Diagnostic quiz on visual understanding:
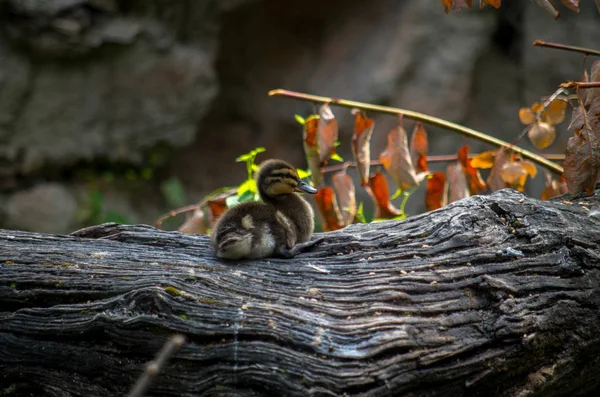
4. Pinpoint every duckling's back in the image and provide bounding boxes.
[211,202,291,260]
